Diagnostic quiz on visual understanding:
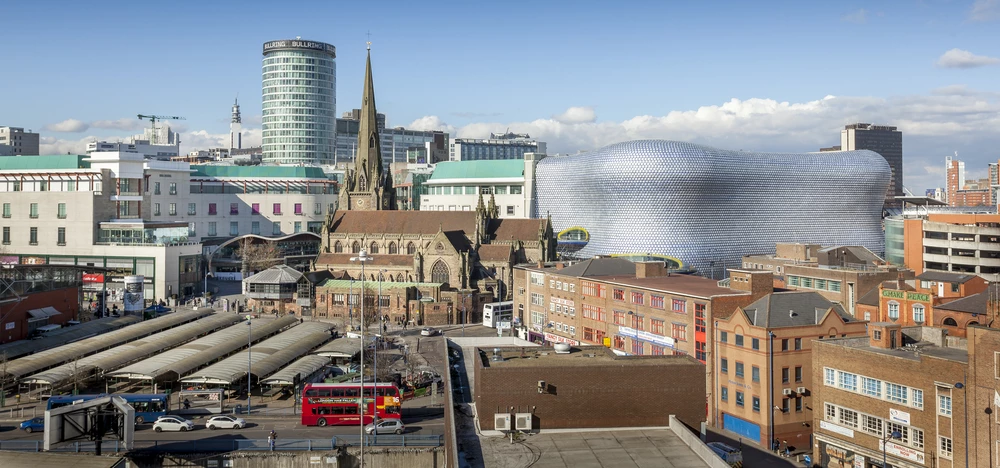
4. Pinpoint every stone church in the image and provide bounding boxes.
[315,47,555,313]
